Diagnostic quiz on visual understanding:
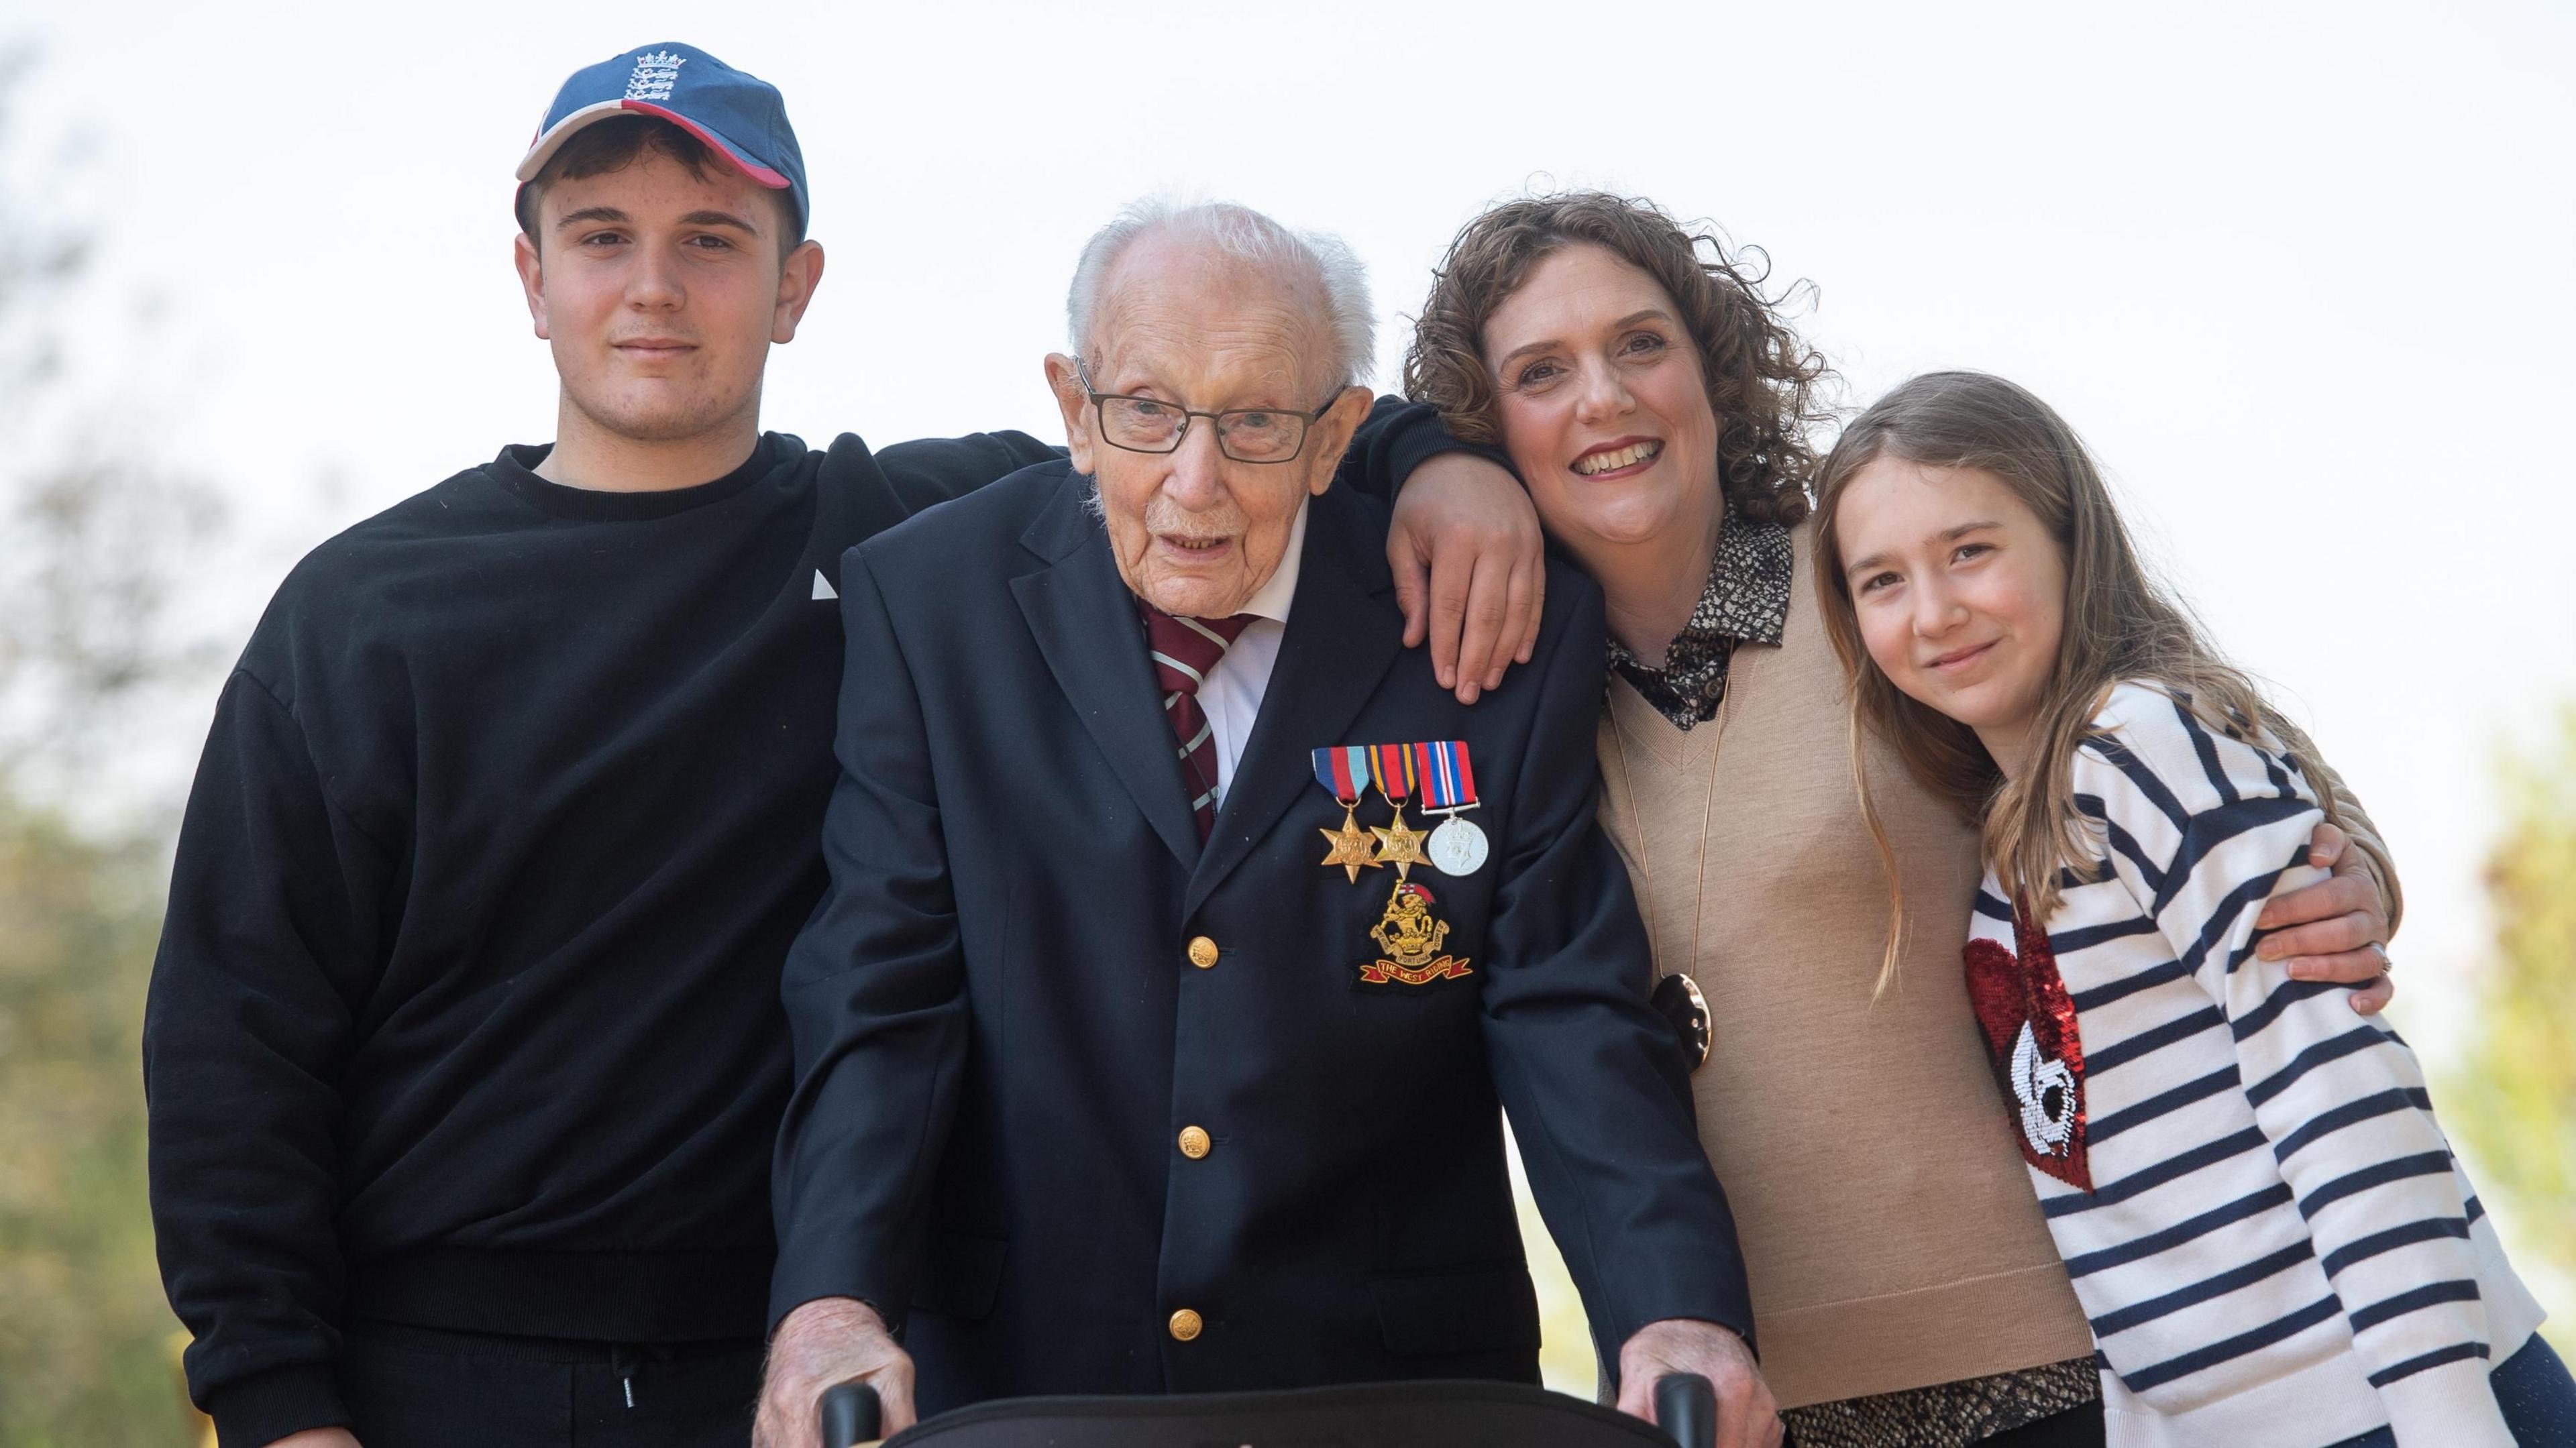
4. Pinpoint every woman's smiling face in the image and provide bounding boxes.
[1481,243,1723,553]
